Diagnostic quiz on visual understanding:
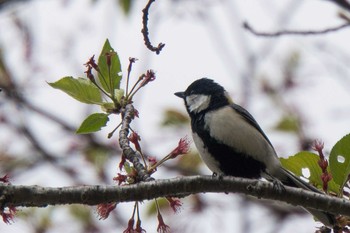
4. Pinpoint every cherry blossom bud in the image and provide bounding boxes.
[166,197,182,213]
[96,203,117,220]
[123,218,135,233]
[113,173,128,185]
[169,136,191,159]
[157,212,170,233]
